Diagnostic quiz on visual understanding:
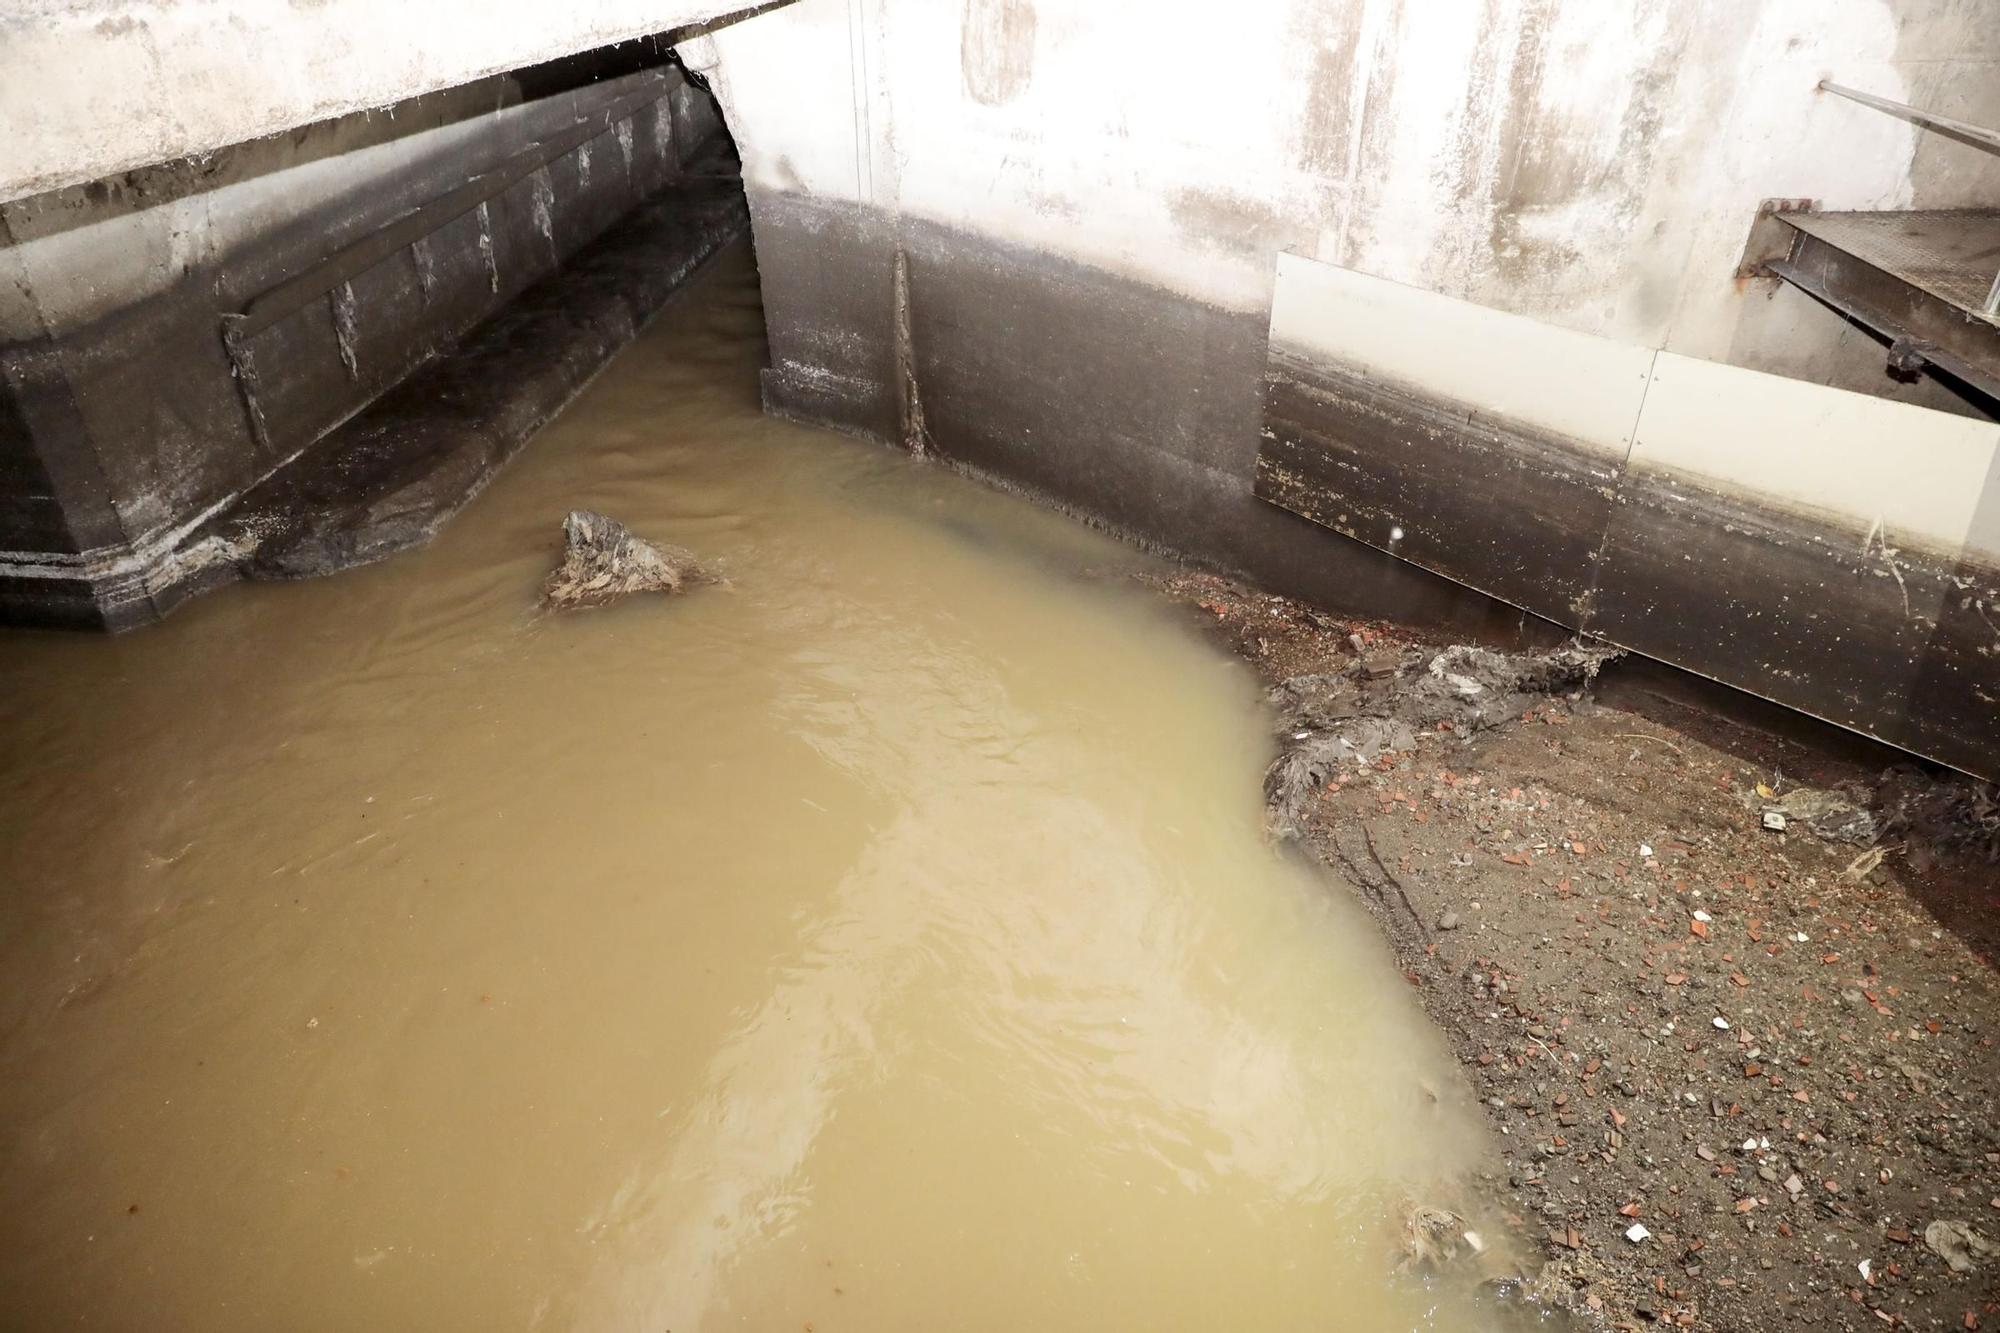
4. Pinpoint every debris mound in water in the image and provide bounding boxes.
[1396,1203,1484,1271]
[1265,641,1619,835]
[543,510,711,610]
